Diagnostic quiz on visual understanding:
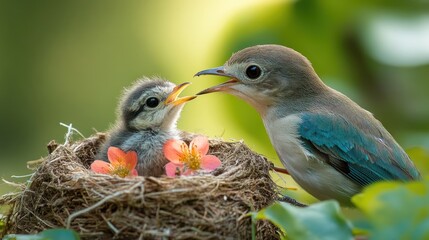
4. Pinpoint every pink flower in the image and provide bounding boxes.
[163,136,221,177]
[91,146,138,178]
